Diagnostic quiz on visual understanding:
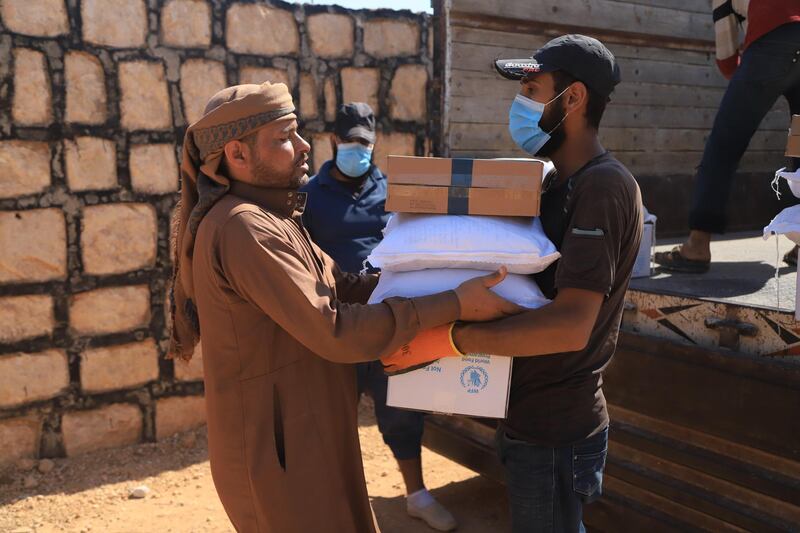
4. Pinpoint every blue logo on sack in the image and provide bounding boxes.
[460,366,489,394]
